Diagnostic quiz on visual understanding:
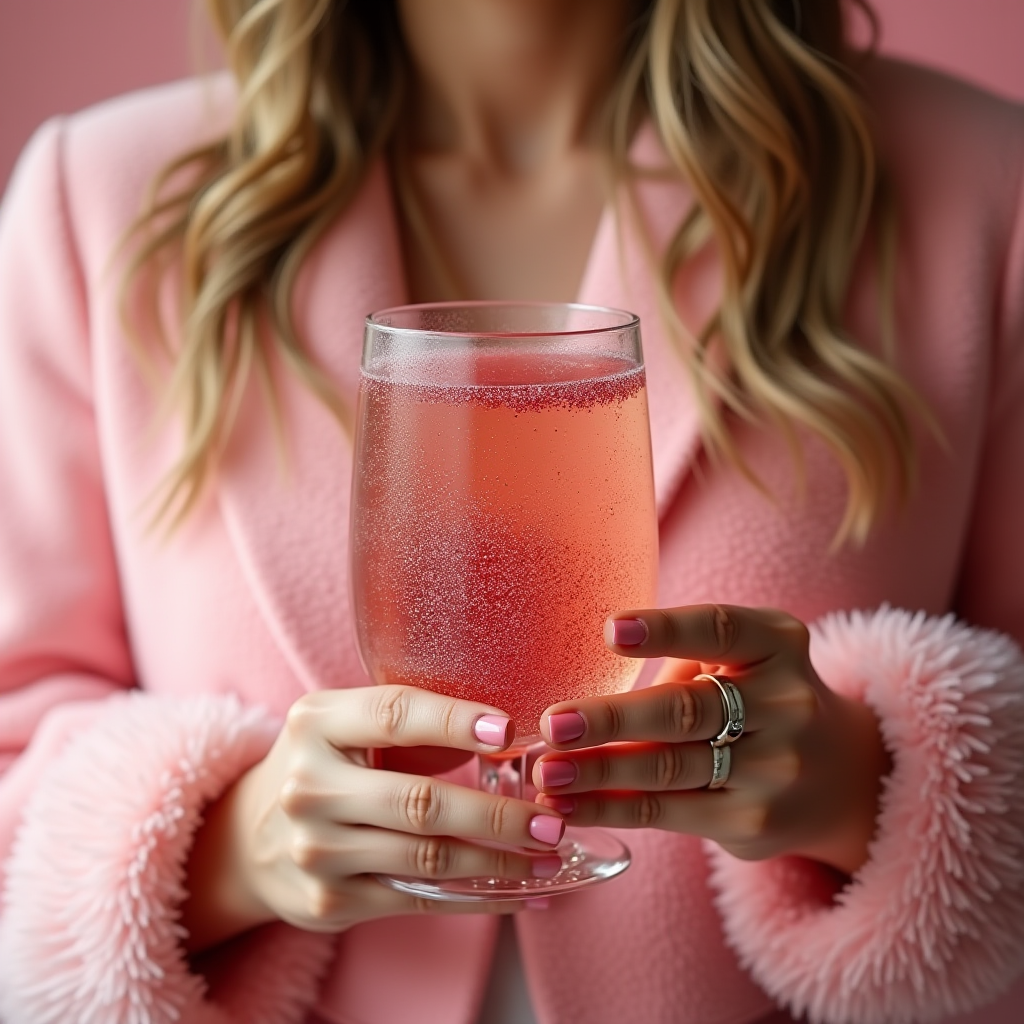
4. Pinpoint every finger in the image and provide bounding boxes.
[299,875,527,931]
[292,824,563,882]
[282,769,566,851]
[604,604,809,666]
[534,733,790,795]
[285,686,515,753]
[535,741,714,793]
[541,676,764,749]
[535,787,759,844]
